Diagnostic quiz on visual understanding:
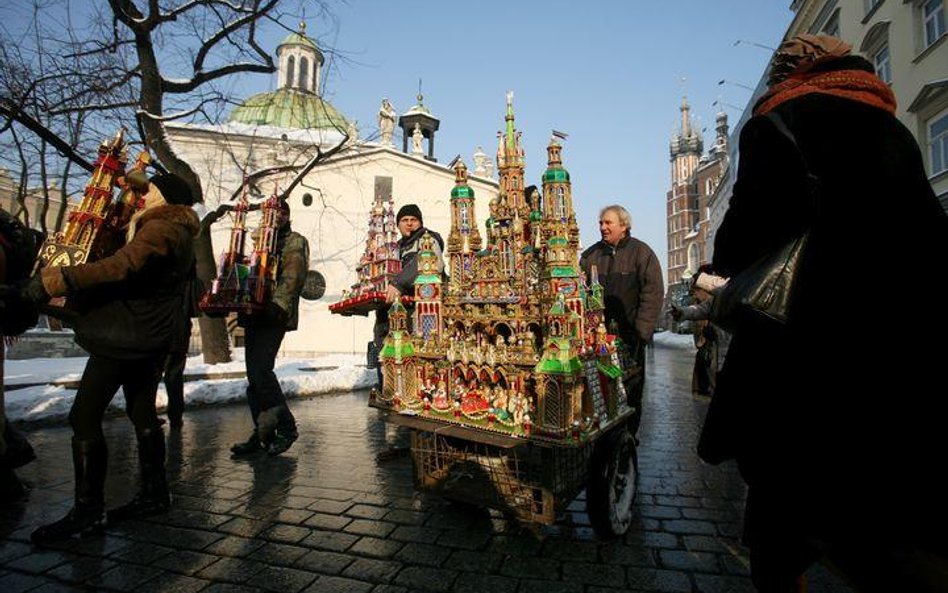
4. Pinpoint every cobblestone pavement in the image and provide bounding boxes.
[1,338,854,592]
